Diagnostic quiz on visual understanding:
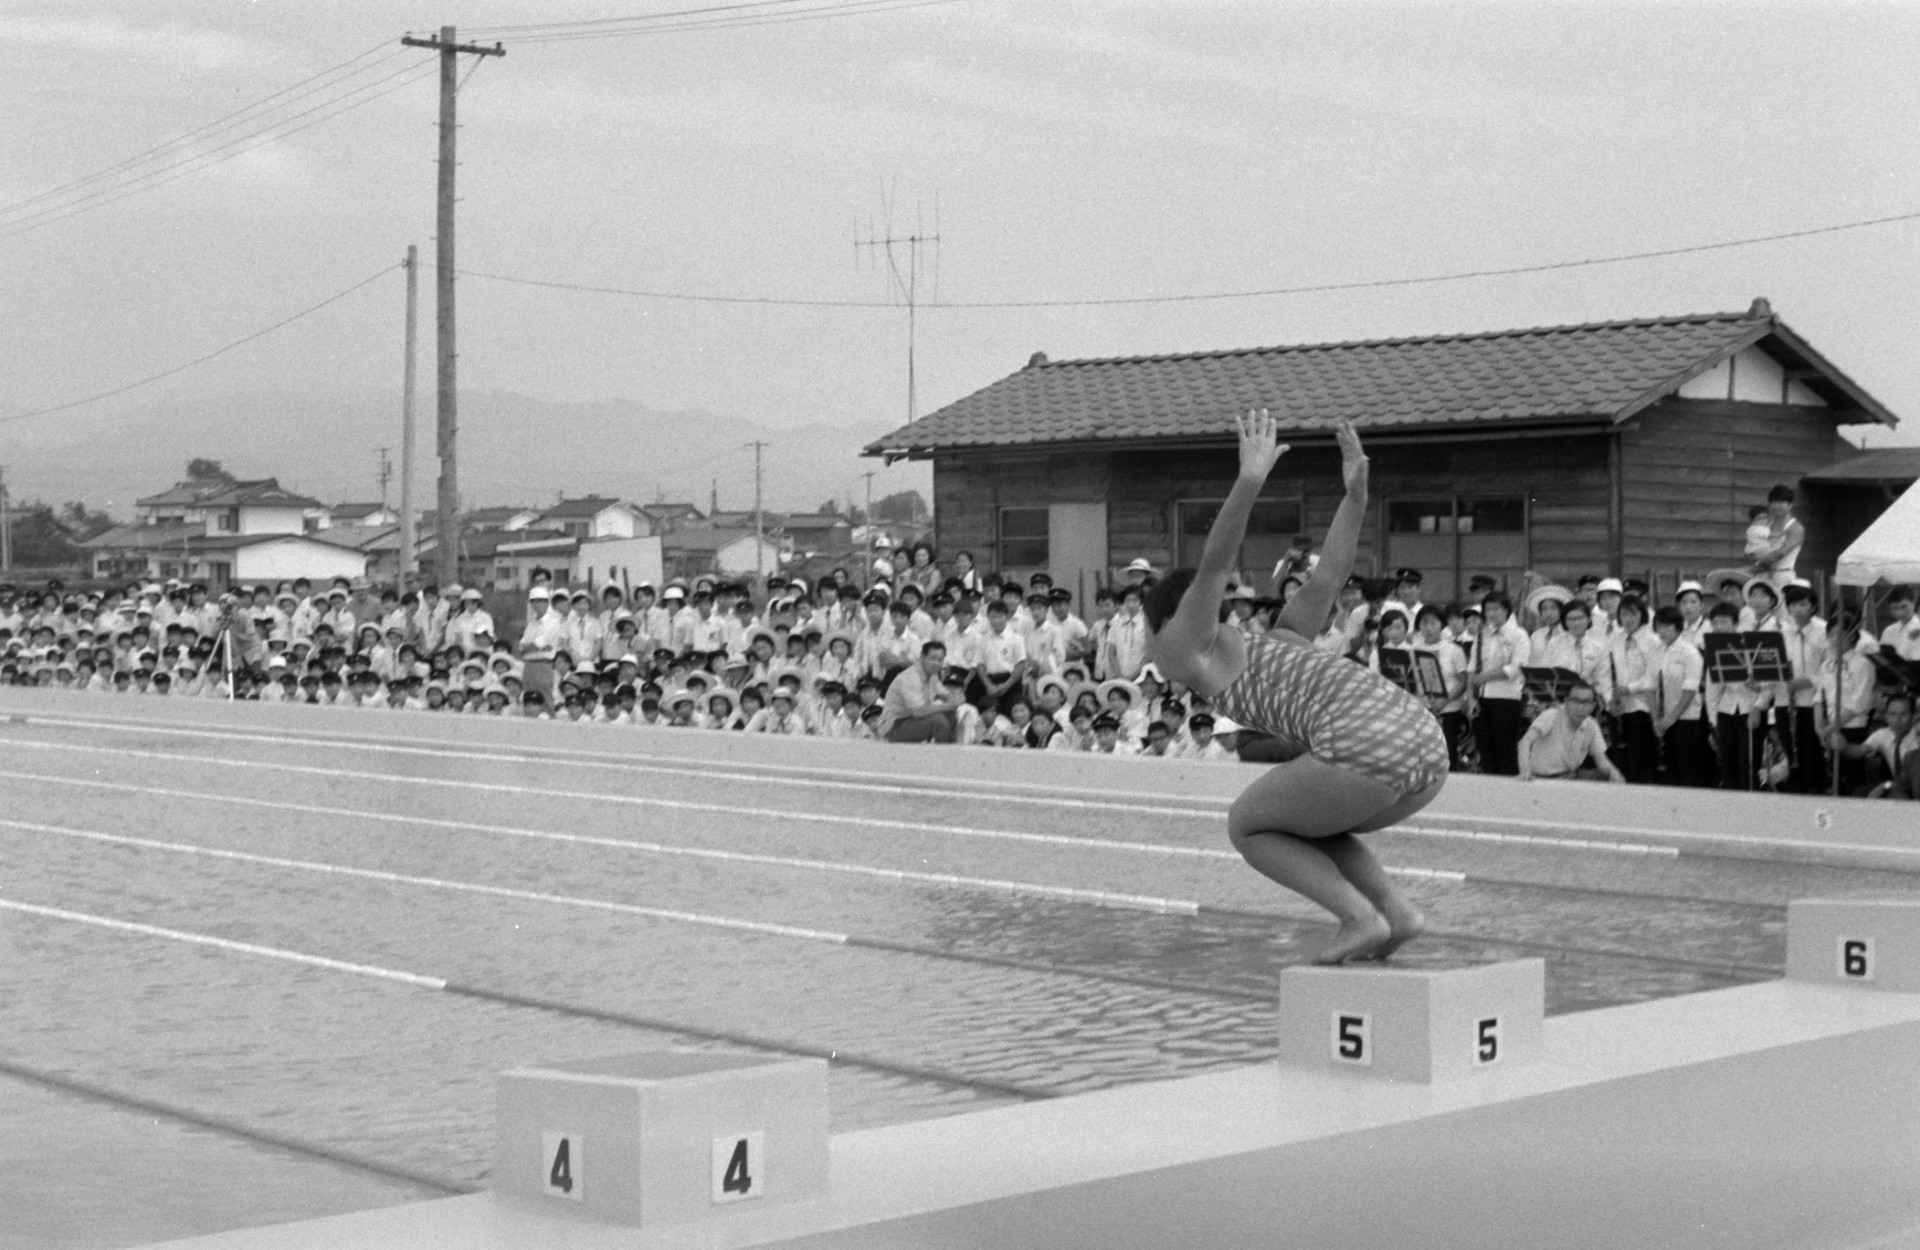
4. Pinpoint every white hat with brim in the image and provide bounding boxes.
[1126,558,1153,574]
[1524,584,1574,621]
[1098,678,1141,706]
